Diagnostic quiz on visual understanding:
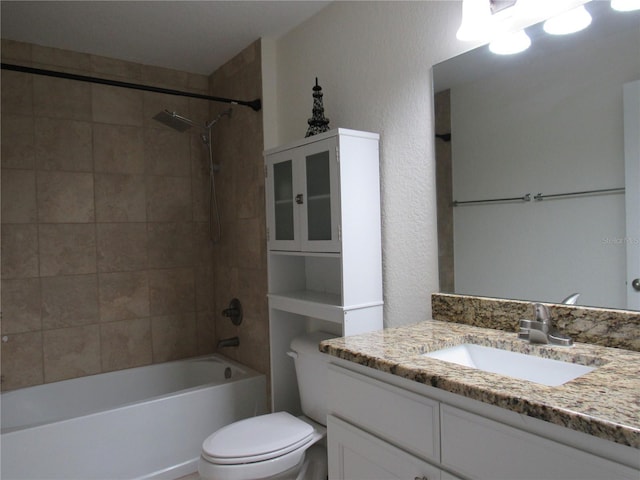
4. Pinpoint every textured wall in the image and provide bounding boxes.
[0,40,217,390]
[272,1,469,327]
